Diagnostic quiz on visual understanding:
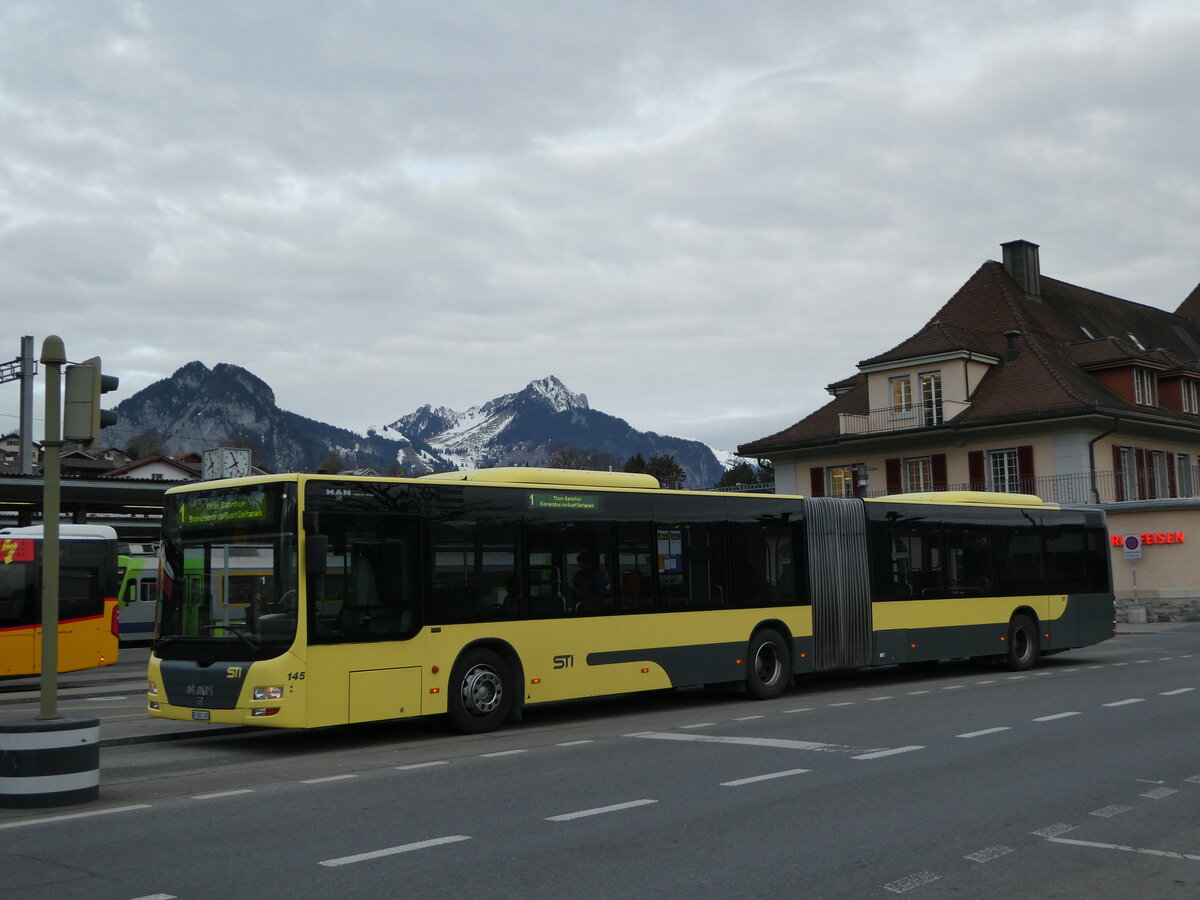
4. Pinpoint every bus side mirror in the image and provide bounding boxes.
[306,535,328,575]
